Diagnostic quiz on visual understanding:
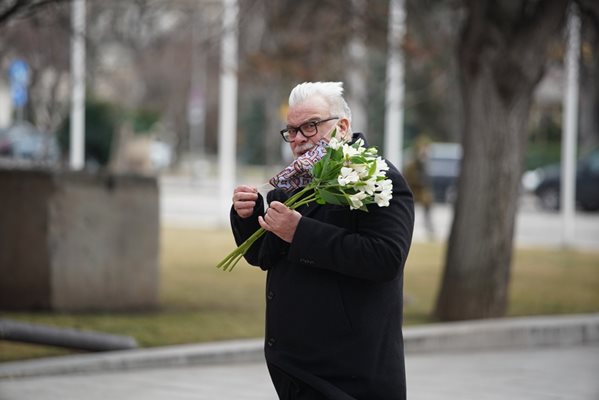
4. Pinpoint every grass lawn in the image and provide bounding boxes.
[1,227,598,362]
